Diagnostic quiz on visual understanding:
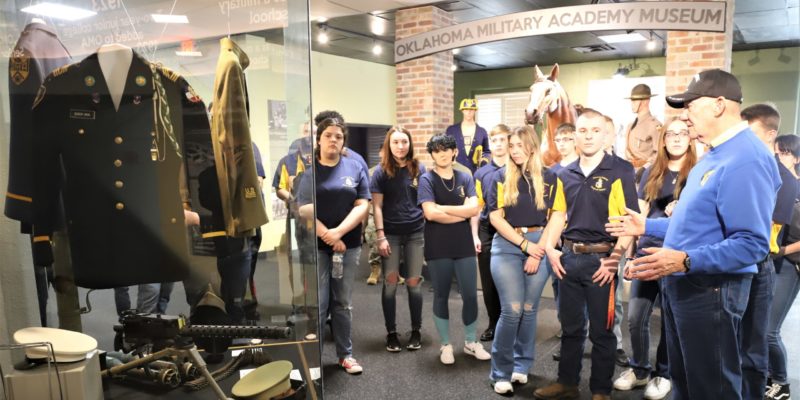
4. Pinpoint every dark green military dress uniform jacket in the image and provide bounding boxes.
[31,51,216,289]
